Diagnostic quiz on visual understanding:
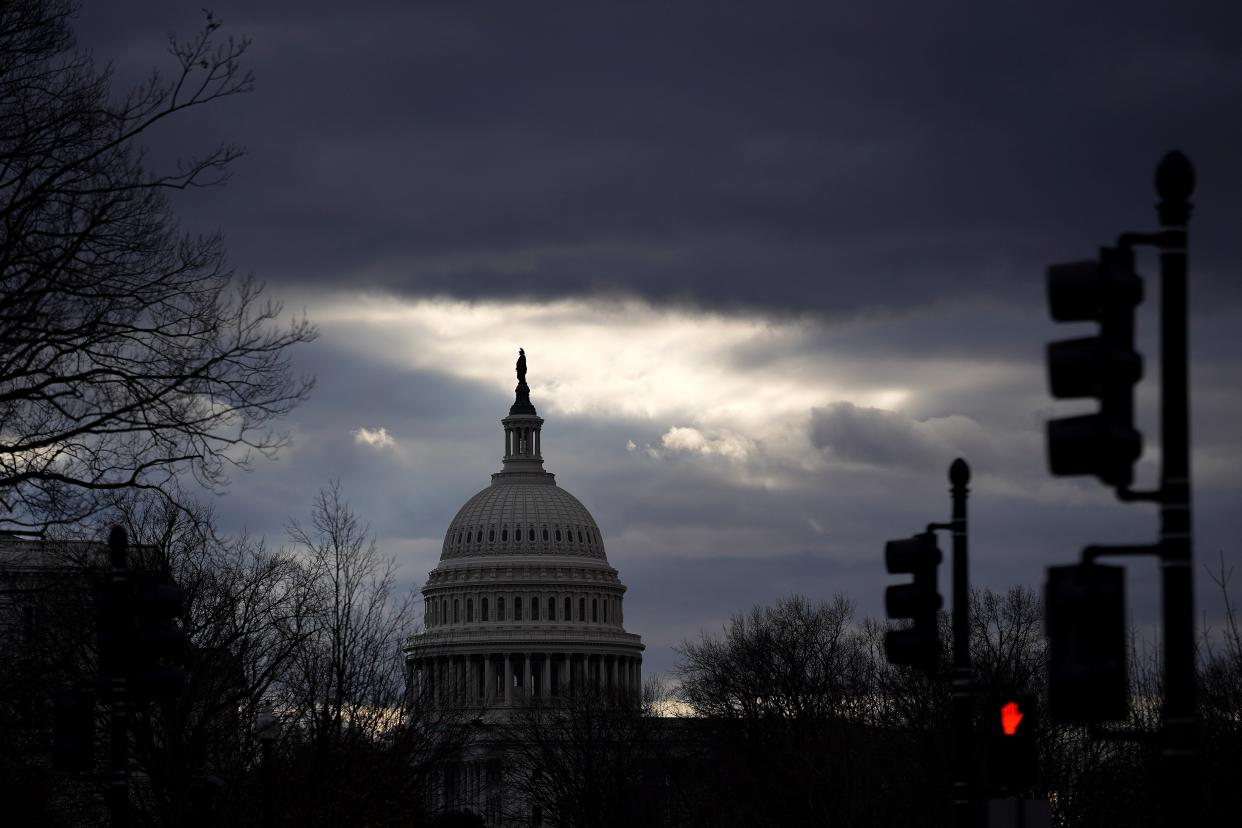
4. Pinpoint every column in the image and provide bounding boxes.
[542,654,552,699]
[503,653,512,706]
[484,655,495,705]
